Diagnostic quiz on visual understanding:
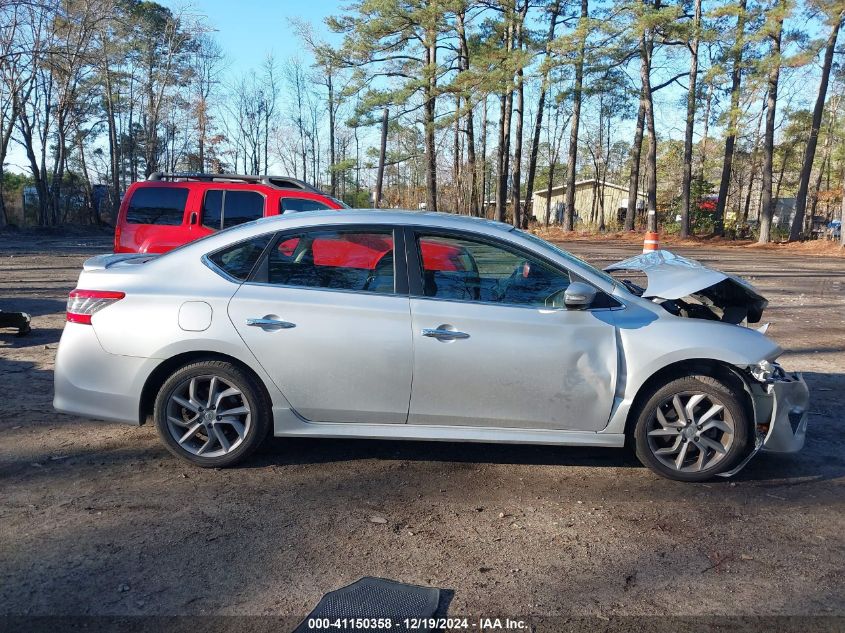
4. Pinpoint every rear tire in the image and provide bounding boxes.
[154,360,271,467]
[633,375,752,482]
